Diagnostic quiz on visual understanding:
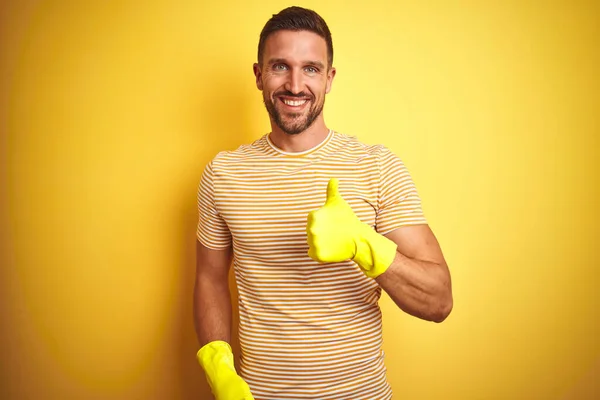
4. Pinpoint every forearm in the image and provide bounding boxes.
[376,251,452,323]
[193,275,232,346]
